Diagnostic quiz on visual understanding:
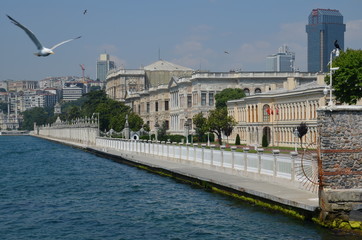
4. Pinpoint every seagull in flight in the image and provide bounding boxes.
[7,15,81,57]
[224,51,229,54]
[83,9,87,15]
